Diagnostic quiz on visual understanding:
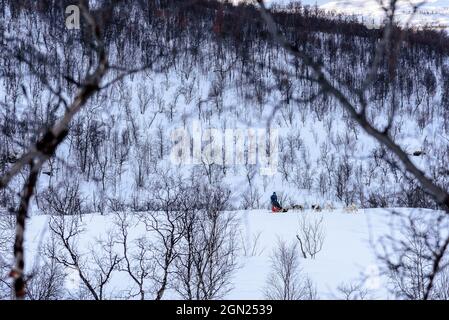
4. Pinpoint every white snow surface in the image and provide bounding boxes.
[21,208,438,299]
